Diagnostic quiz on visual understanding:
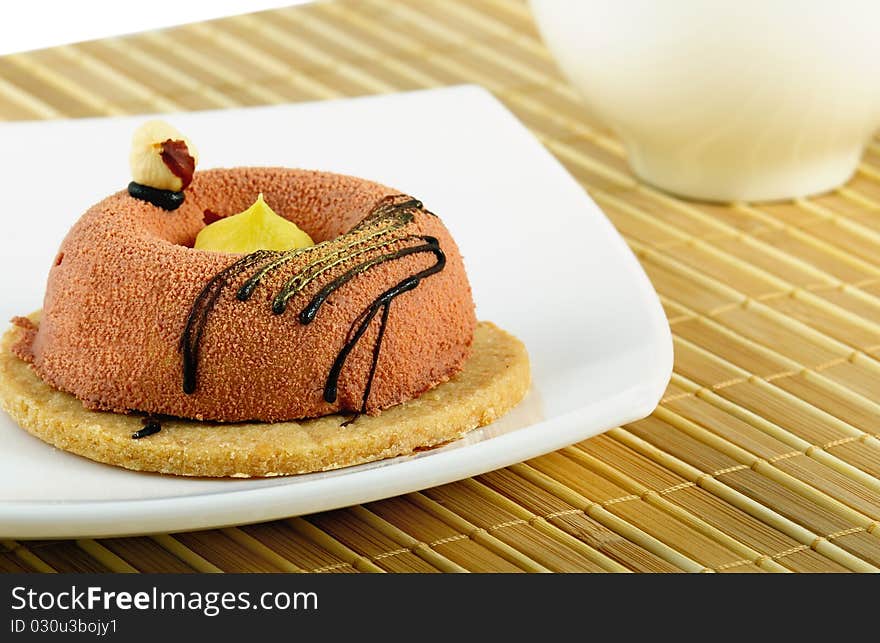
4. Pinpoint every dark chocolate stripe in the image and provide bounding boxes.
[132,416,162,439]
[297,236,443,323]
[180,250,278,394]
